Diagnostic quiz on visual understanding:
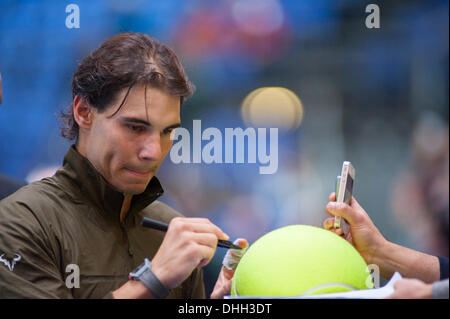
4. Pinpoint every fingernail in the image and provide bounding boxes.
[237,238,248,248]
